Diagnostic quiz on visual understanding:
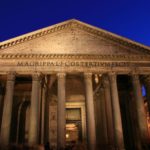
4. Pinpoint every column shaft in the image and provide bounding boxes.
[109,73,124,150]
[103,75,114,149]
[41,85,46,144]
[146,84,150,115]
[0,84,4,130]
[44,95,49,143]
[94,92,101,147]
[57,73,66,149]
[100,86,108,148]
[132,74,149,144]
[28,74,41,145]
[84,73,96,150]
[0,73,15,146]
